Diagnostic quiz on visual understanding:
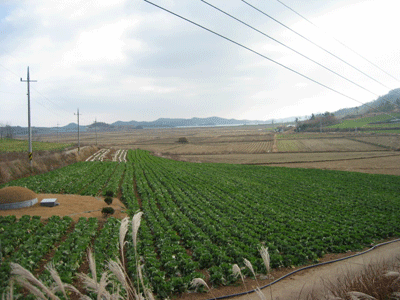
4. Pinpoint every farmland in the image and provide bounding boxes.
[27,124,400,175]
[2,149,400,298]
[327,113,400,130]
[0,138,73,153]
